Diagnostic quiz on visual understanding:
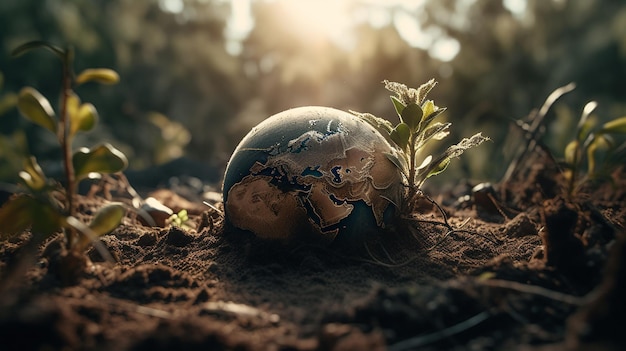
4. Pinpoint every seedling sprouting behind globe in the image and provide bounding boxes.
[222,106,404,245]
